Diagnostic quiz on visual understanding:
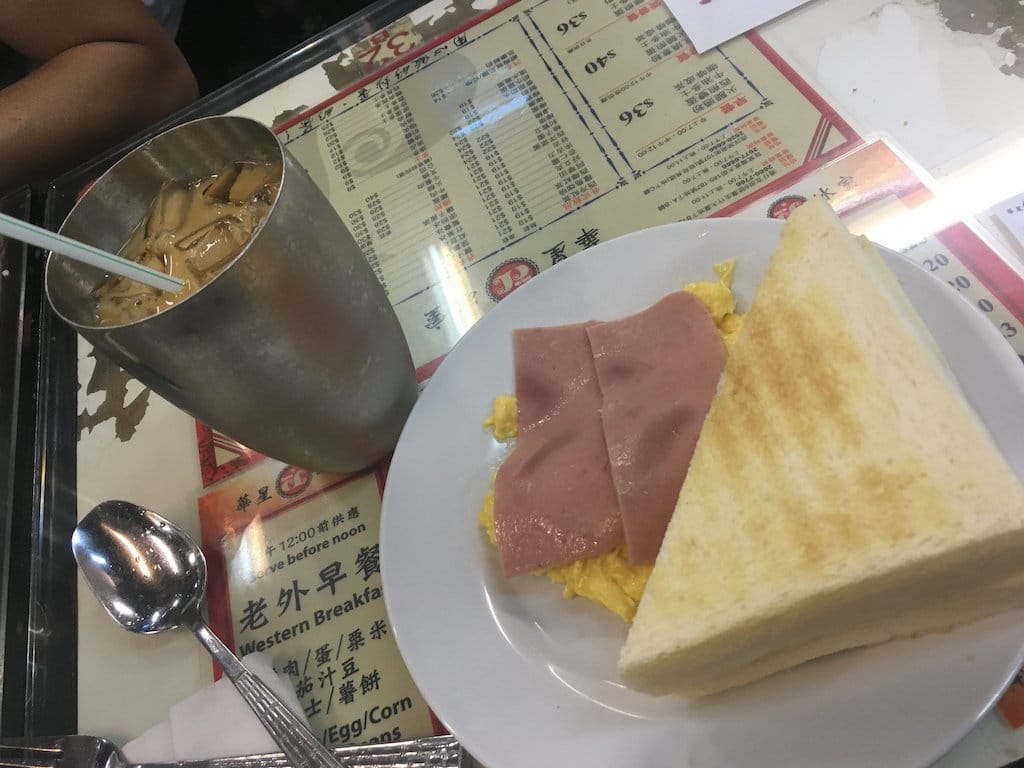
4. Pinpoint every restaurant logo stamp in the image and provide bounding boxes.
[276,466,313,498]
[486,258,540,301]
[767,195,807,220]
